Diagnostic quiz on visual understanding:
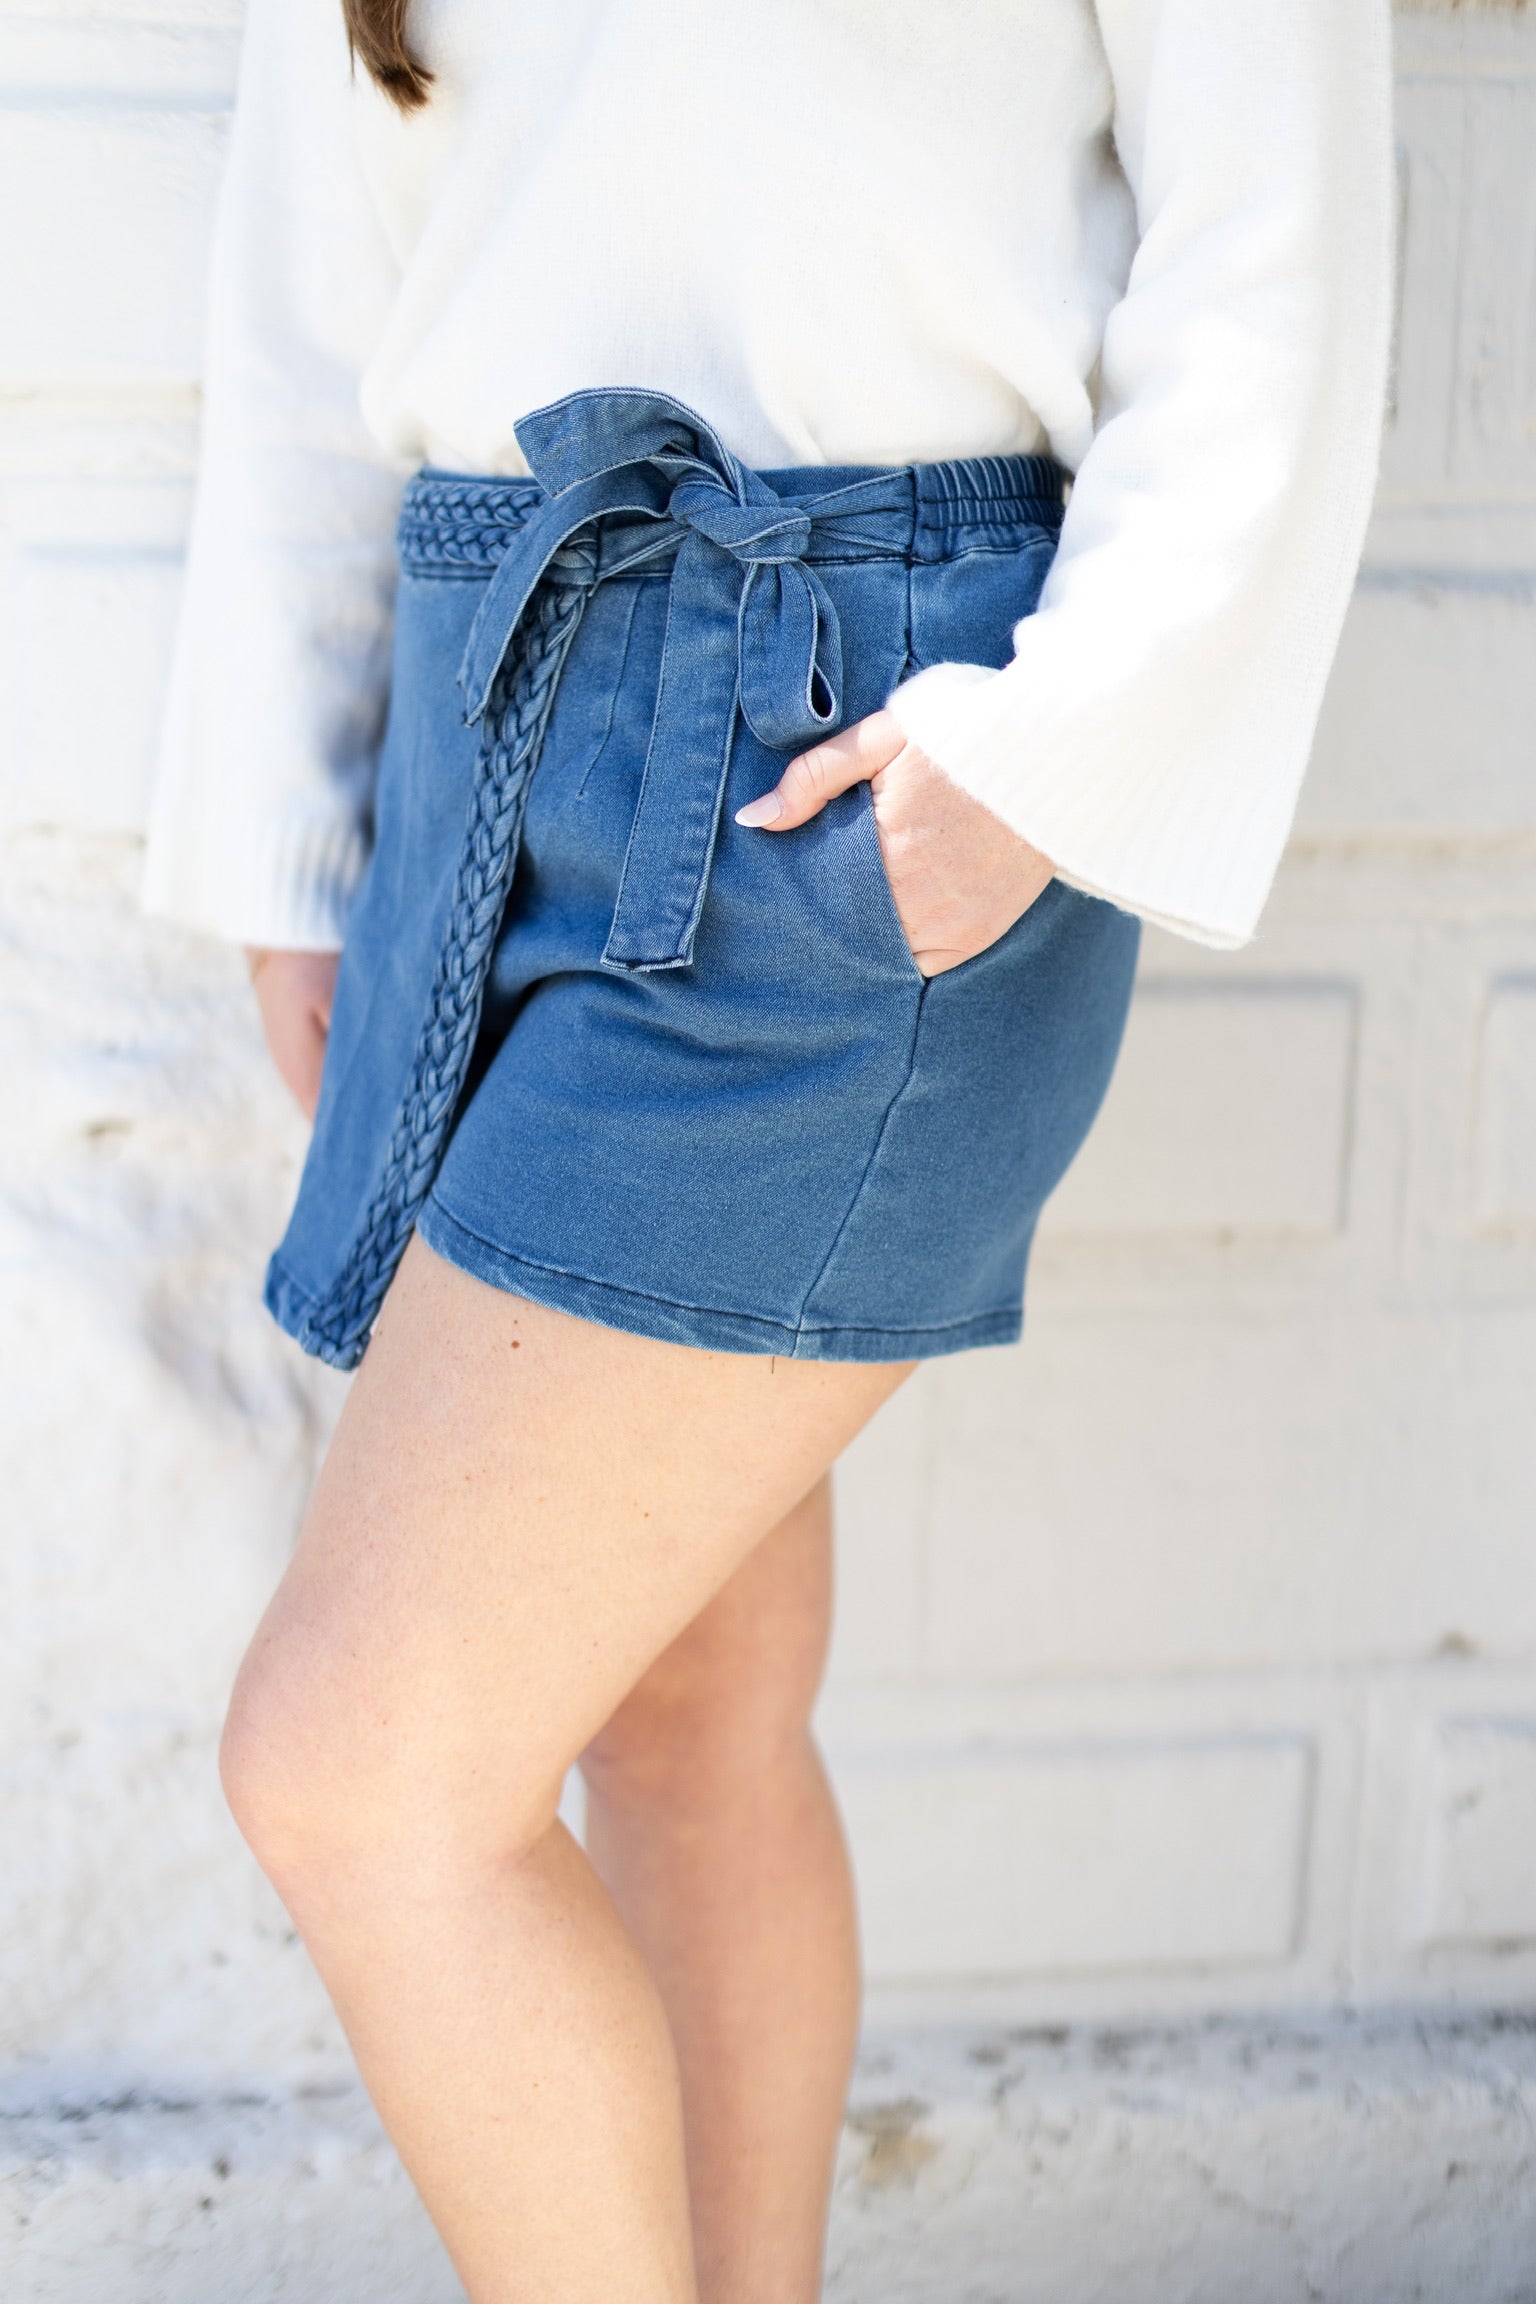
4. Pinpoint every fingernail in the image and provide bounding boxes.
[734,793,783,829]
